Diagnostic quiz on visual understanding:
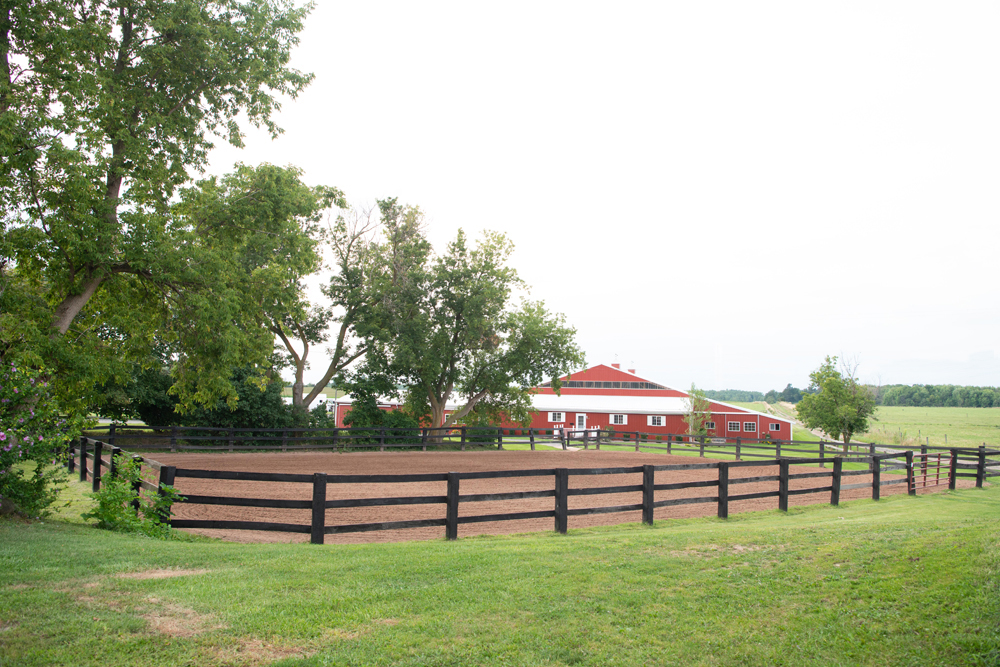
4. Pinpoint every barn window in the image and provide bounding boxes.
[705,421,716,430]
[728,421,740,431]
[770,423,781,432]
[548,412,563,422]
[743,422,757,433]
[612,414,627,425]
[647,415,663,427]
